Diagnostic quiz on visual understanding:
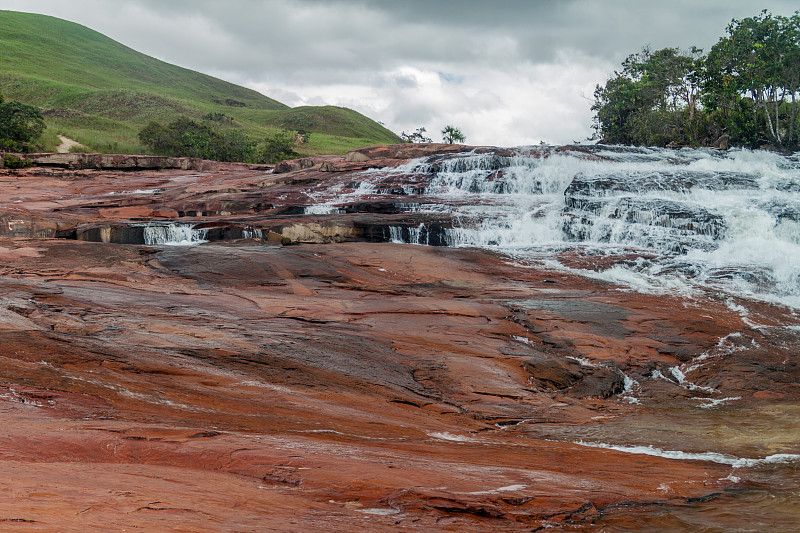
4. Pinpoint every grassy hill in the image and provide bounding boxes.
[0,10,401,155]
